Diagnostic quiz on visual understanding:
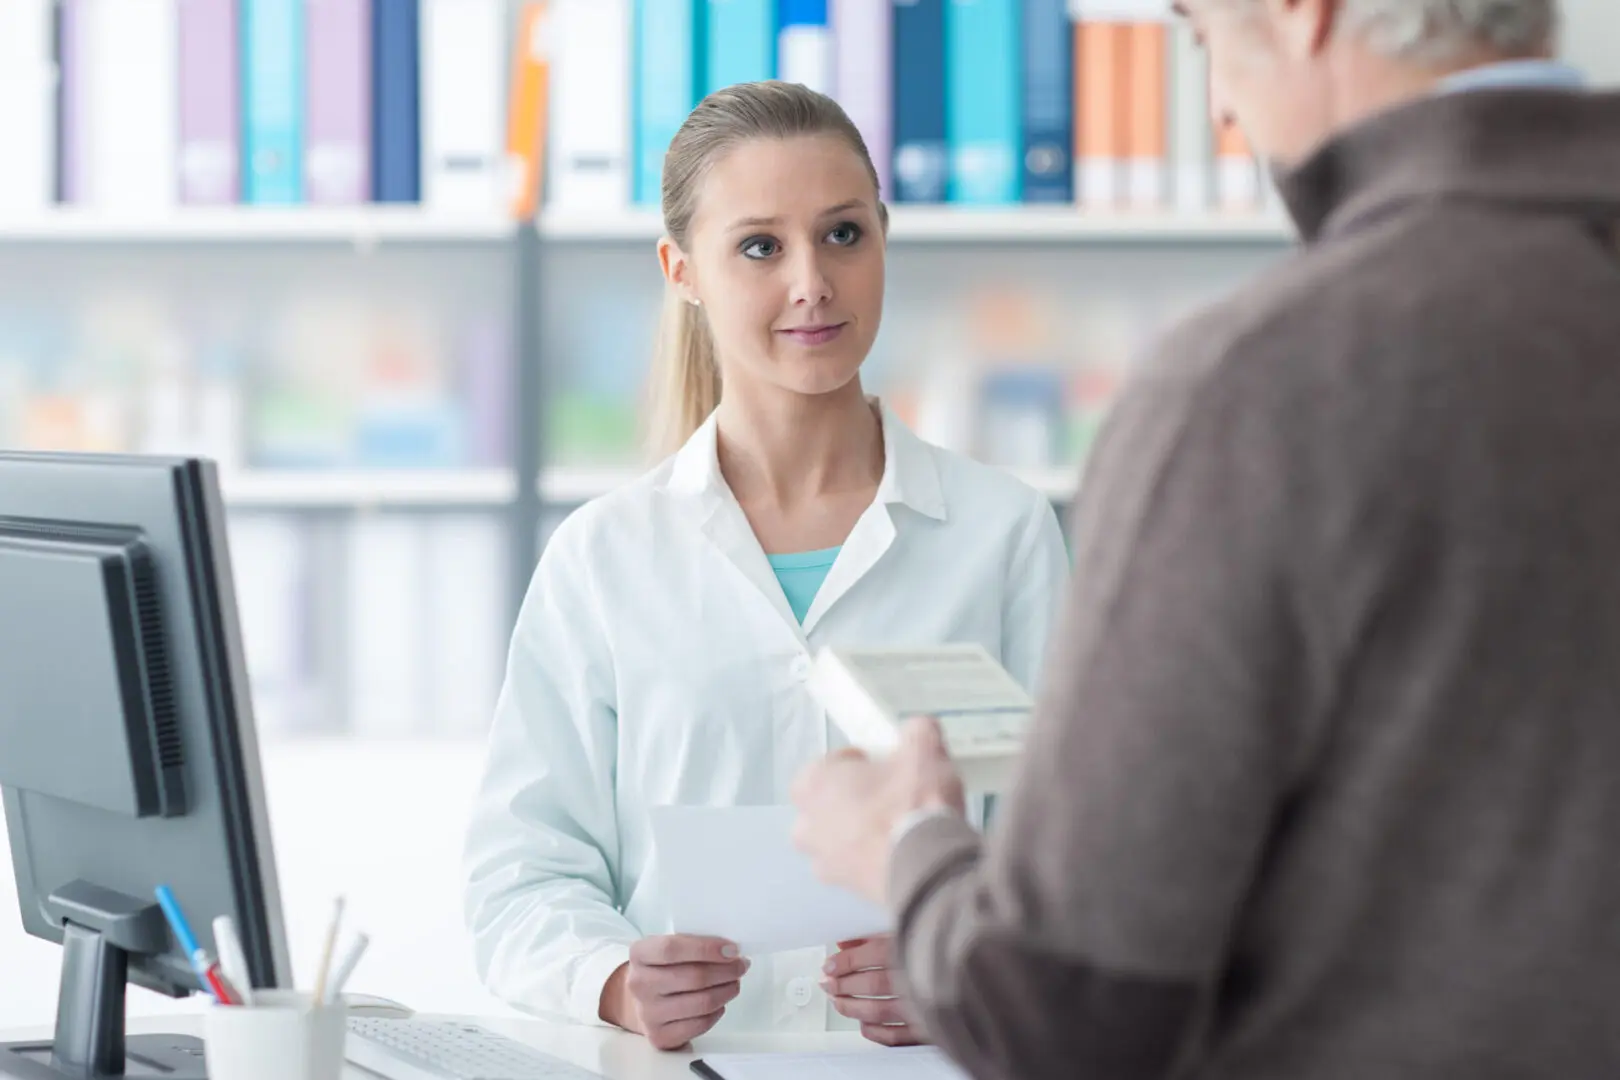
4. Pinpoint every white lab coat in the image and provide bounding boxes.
[463,403,1071,1033]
